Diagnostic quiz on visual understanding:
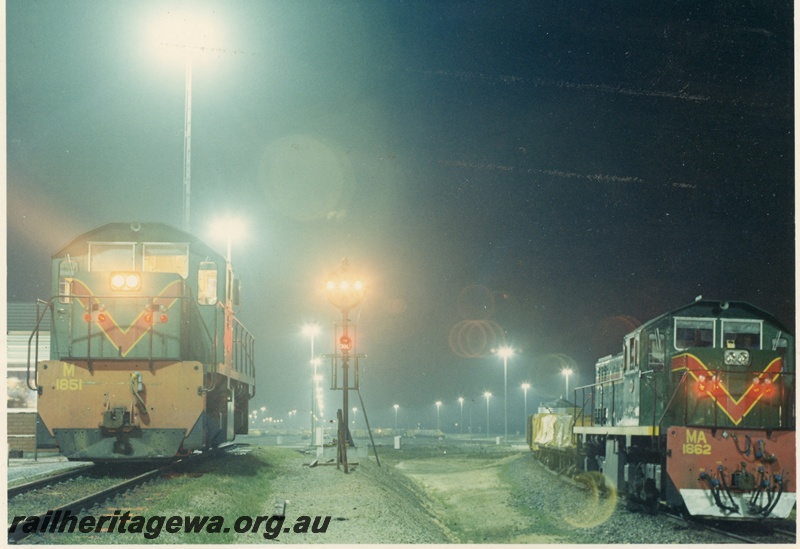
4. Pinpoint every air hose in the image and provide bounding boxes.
[130,372,149,415]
